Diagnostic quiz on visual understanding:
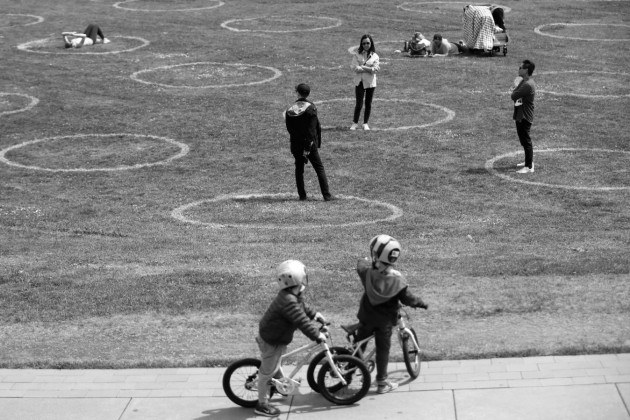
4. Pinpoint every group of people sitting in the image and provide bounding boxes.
[402,32,466,57]
[400,4,507,57]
